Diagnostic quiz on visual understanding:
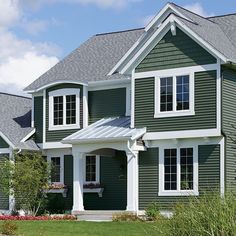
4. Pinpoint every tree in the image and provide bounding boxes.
[0,152,50,216]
